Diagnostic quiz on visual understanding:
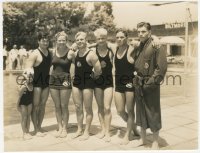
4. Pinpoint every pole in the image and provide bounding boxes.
[184,8,189,73]
[184,7,189,97]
